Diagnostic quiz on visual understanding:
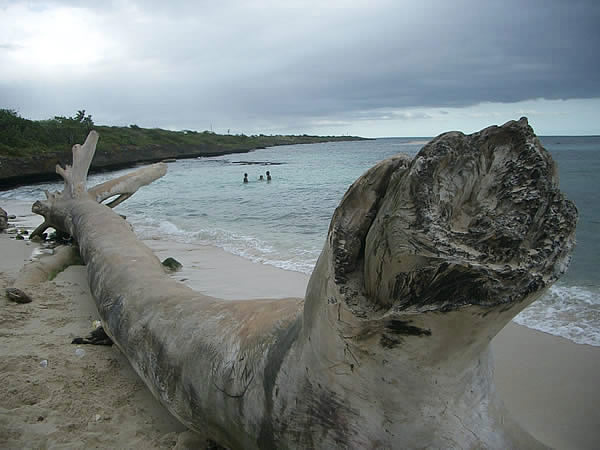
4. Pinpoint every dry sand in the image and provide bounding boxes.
[1,206,599,449]
[0,234,196,449]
